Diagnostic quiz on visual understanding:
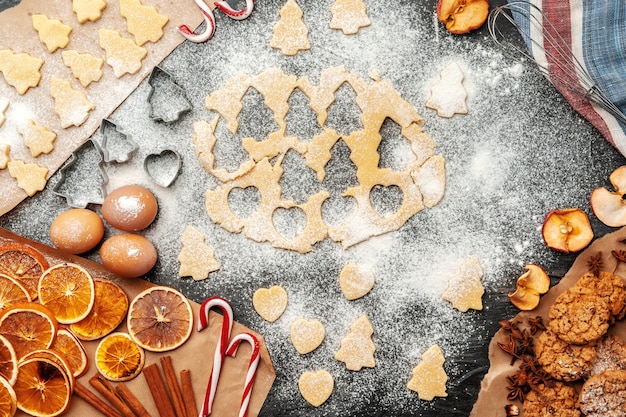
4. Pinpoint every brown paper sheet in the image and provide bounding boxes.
[471,228,626,417]
[0,0,206,216]
[0,227,276,417]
